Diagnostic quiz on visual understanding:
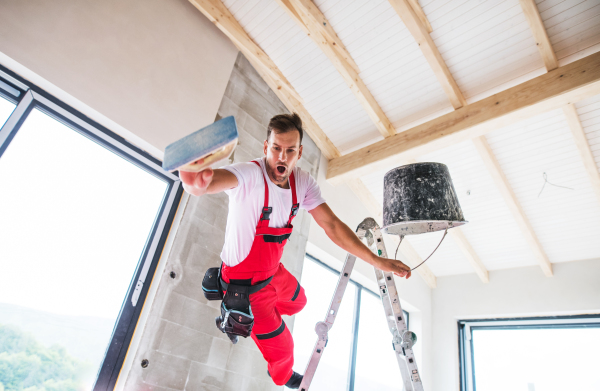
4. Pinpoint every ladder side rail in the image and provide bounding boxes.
[368,239,414,391]
[300,249,360,391]
[372,264,413,391]
[372,228,424,391]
